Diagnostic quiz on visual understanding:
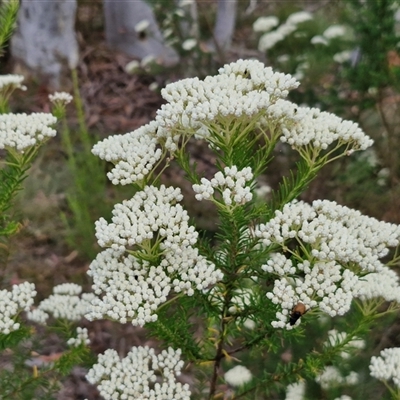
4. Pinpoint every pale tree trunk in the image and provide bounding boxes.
[103,0,179,66]
[11,0,78,89]
[213,0,237,51]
